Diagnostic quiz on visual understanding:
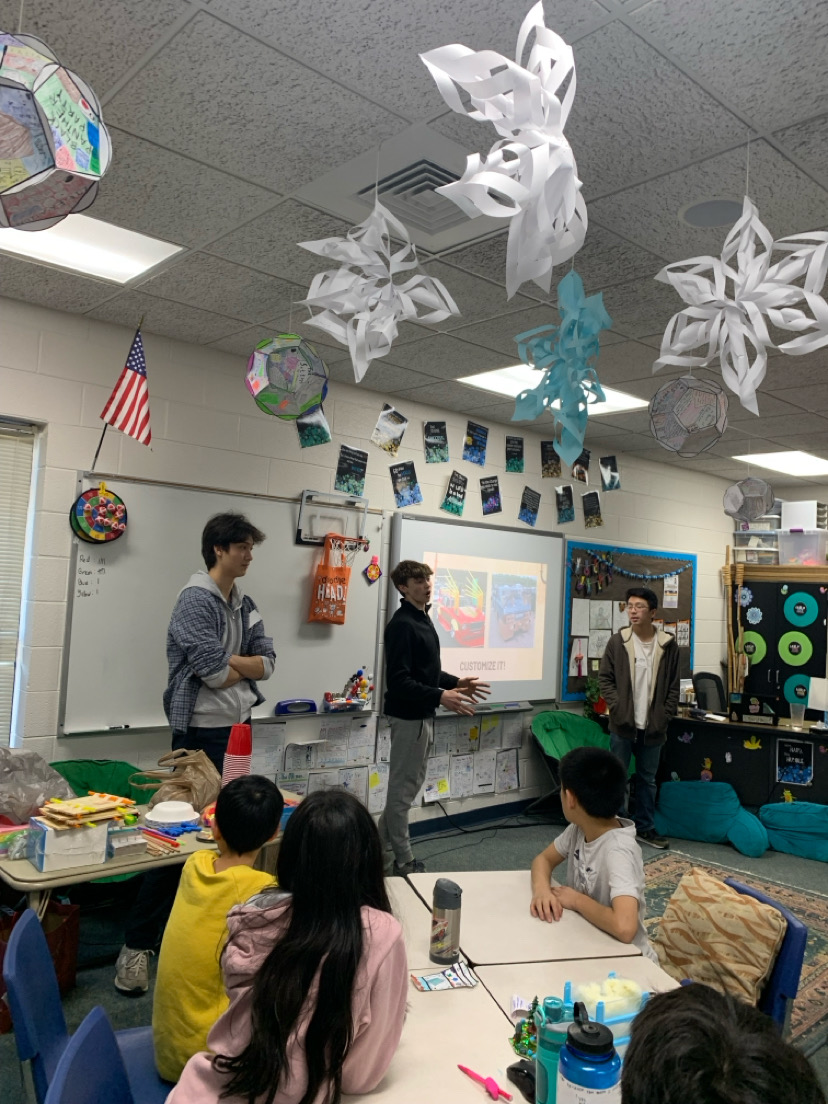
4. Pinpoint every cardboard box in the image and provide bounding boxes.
[27,817,108,872]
